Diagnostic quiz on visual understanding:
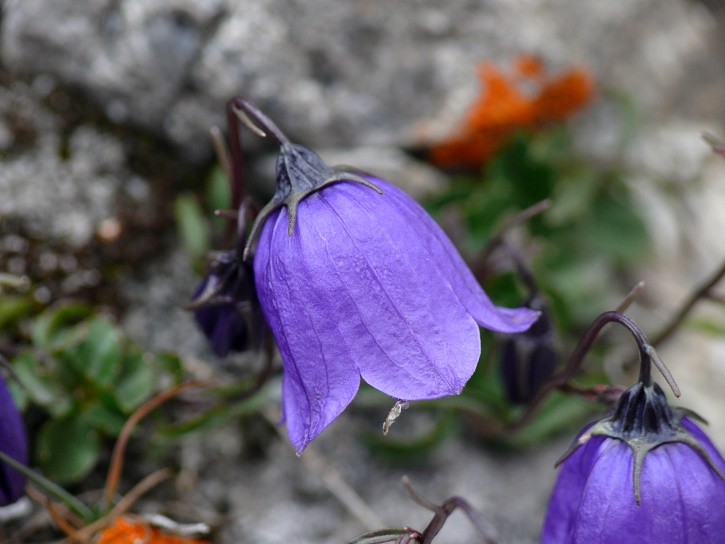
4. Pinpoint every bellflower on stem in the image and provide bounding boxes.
[231,97,540,453]
[0,371,28,505]
[541,312,725,544]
